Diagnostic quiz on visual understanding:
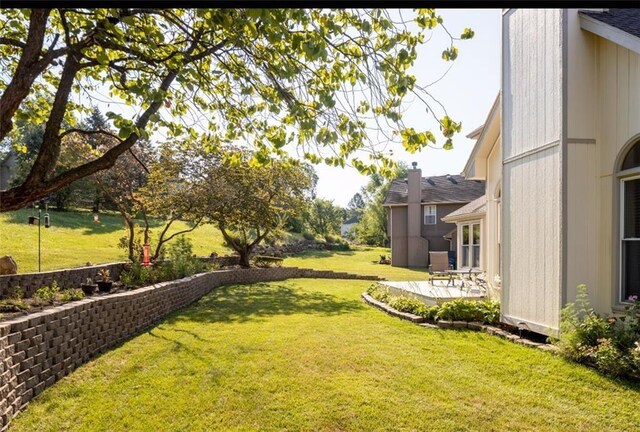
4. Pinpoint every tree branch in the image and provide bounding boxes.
[0,9,51,141]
